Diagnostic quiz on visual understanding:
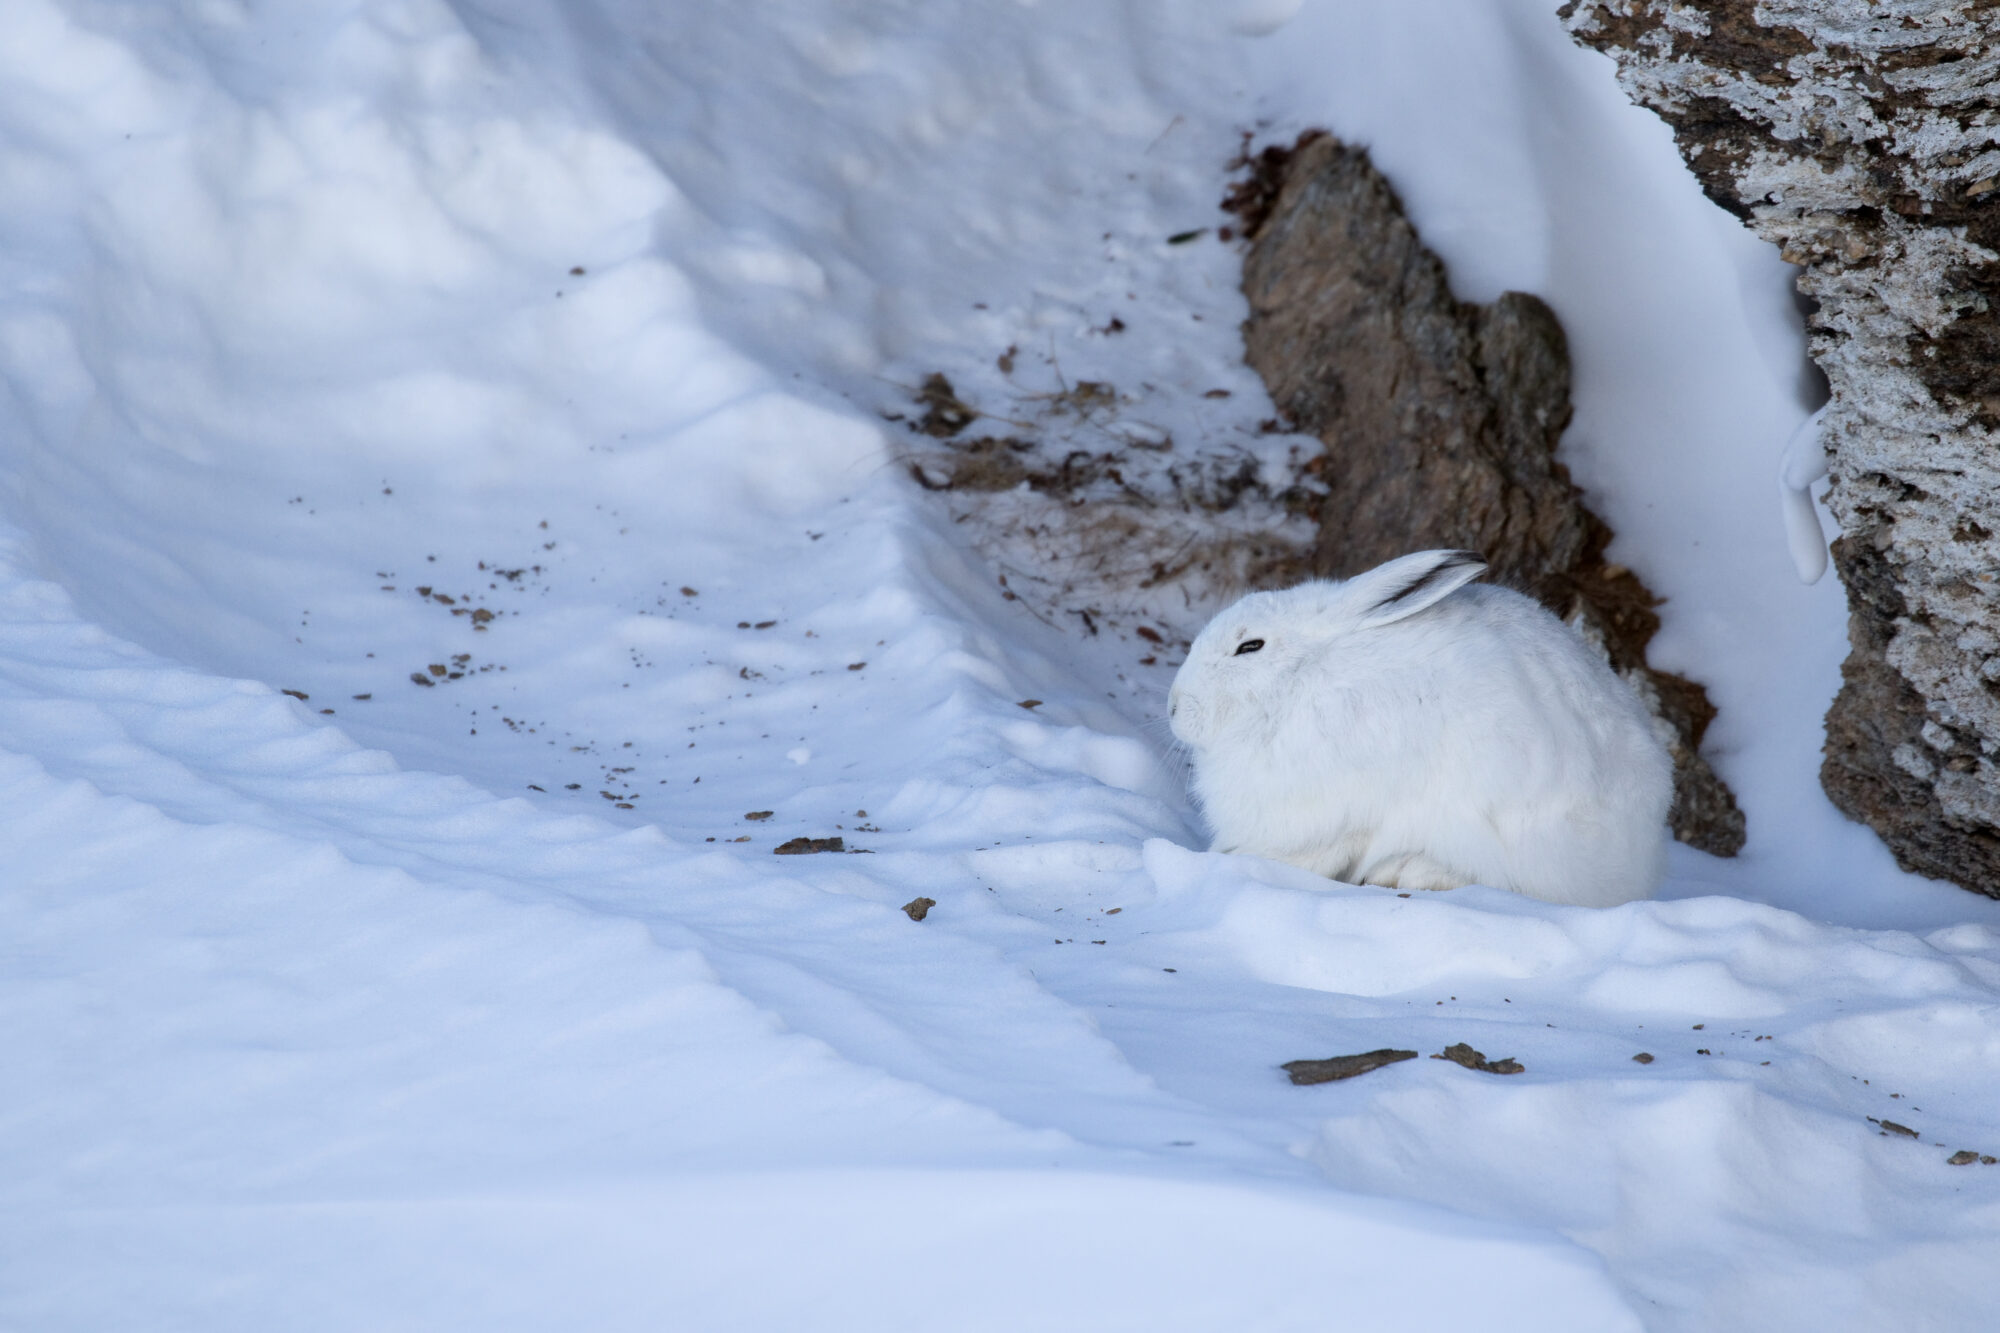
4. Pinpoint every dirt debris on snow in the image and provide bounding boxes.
[1281,1049,1419,1086]
[898,358,1323,669]
[1432,1043,1525,1076]
[775,836,846,855]
[914,372,979,438]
